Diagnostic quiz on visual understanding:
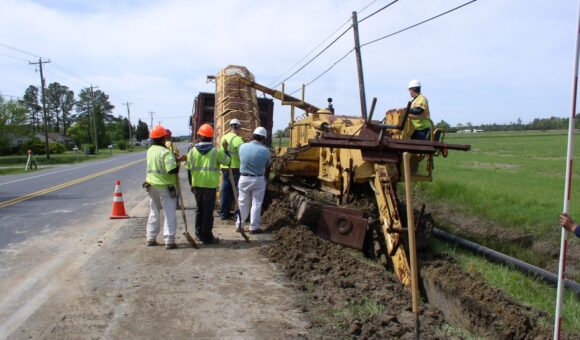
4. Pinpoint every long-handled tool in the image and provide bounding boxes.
[176,178,198,248]
[228,168,249,242]
[403,152,420,340]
